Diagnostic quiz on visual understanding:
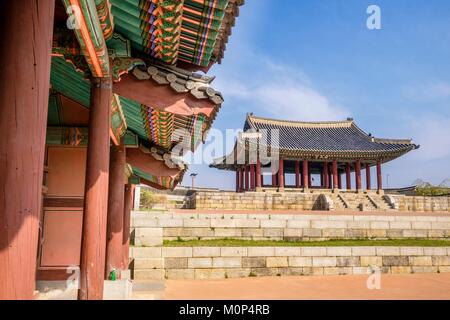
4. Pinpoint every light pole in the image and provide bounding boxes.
[190,173,198,190]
